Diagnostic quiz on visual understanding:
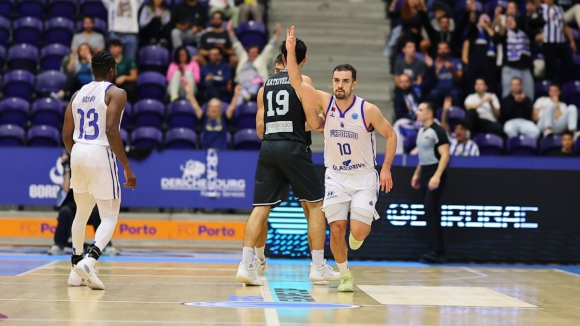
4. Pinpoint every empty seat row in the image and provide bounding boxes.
[1,70,66,101]
[0,96,62,127]
[0,0,107,21]
[0,44,71,73]
[0,124,262,150]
